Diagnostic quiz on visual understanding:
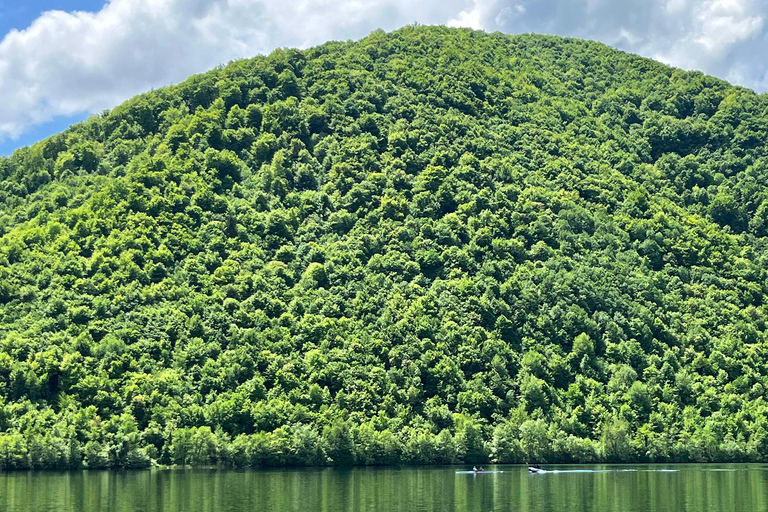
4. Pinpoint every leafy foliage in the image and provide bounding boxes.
[3,26,768,468]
